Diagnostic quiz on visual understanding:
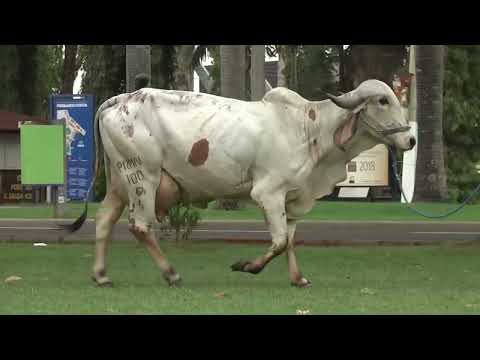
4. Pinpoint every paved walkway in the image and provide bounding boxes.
[1,219,480,246]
